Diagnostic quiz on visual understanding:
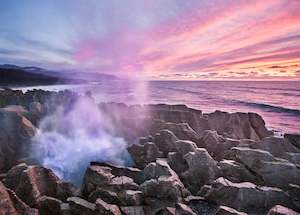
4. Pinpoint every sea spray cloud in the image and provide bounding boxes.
[32,95,132,184]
